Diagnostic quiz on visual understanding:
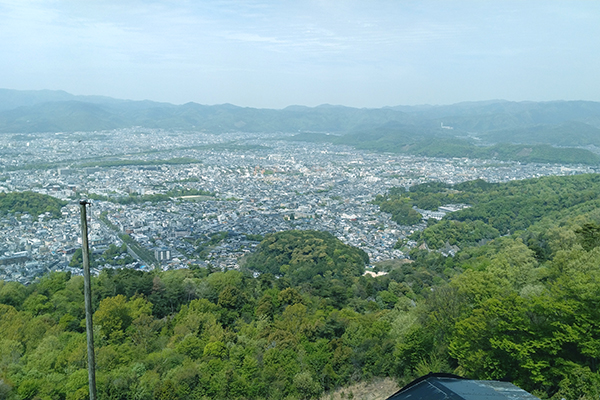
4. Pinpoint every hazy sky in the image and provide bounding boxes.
[1,0,599,108]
